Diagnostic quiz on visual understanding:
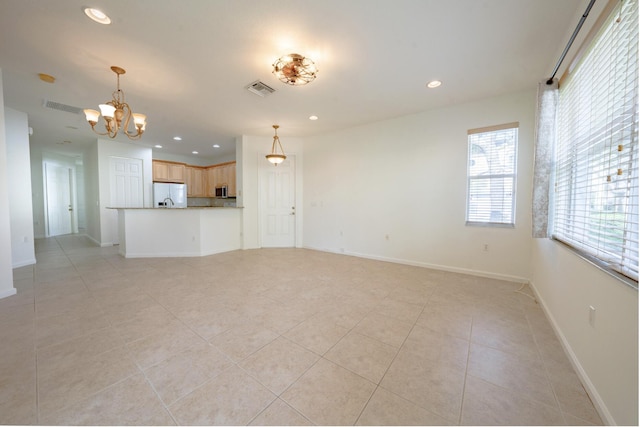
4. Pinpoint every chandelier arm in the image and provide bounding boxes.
[120,102,144,139]
[88,121,111,137]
